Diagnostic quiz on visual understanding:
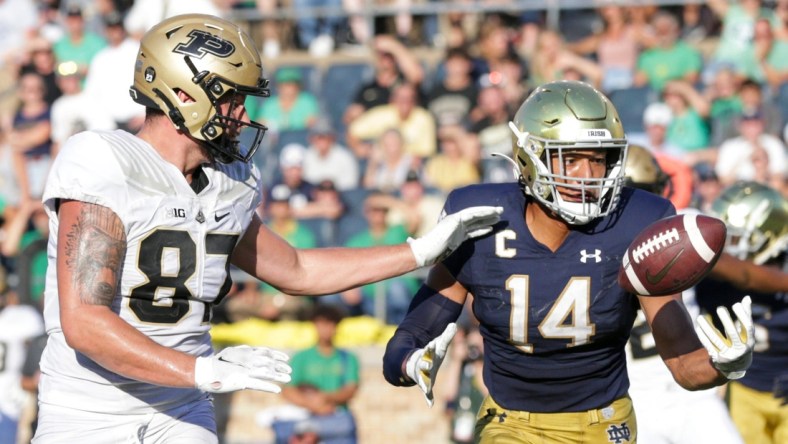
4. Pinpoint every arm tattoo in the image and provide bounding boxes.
[63,203,127,306]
